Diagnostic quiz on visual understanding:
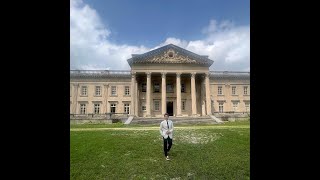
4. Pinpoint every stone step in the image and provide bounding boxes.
[130,117,216,125]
